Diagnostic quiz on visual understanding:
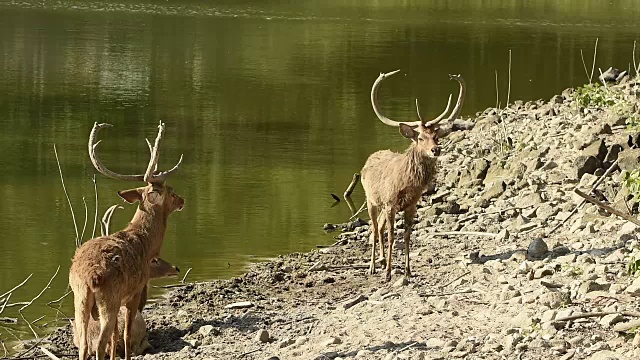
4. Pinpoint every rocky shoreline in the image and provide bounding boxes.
[45,75,640,359]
